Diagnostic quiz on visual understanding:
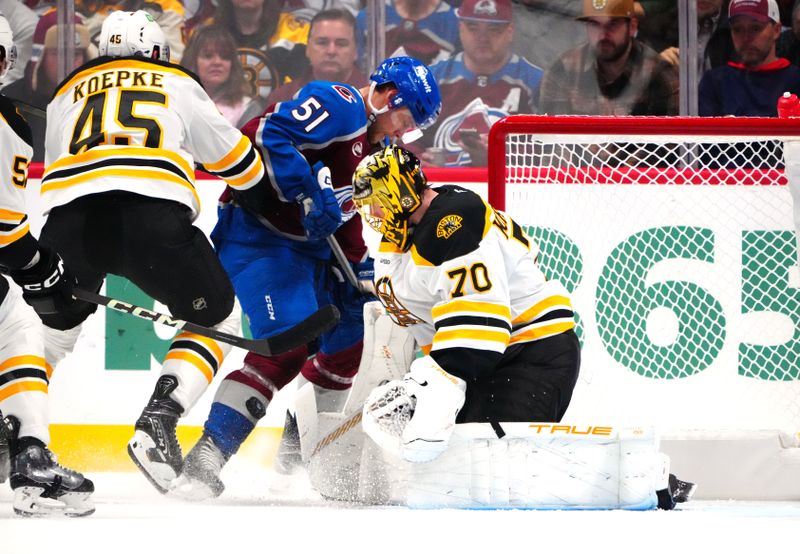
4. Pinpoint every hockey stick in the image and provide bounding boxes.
[72,288,340,357]
[326,233,374,296]
[12,98,46,121]
[302,198,374,296]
